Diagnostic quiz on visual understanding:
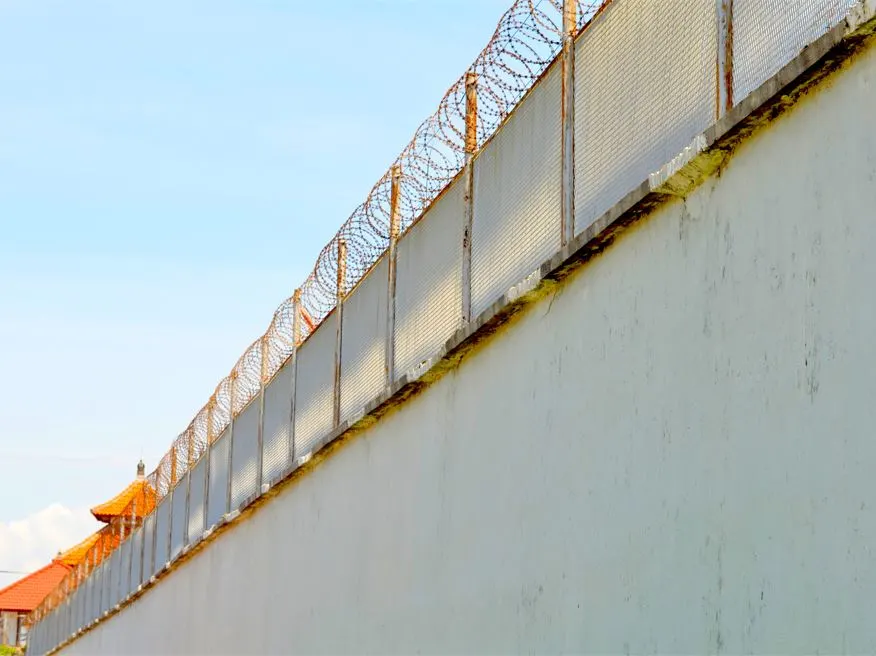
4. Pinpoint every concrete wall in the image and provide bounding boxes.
[58,37,876,656]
